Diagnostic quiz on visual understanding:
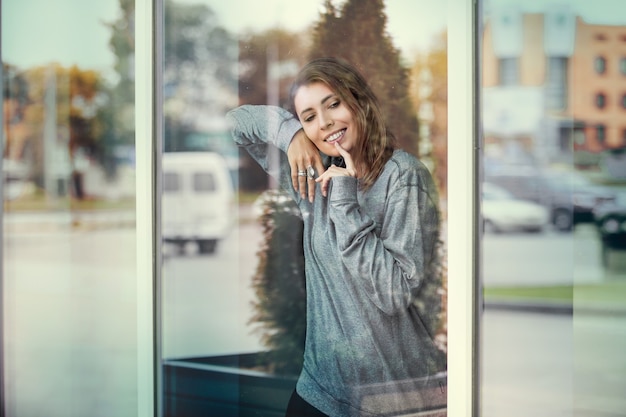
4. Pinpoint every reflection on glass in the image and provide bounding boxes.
[481,0,626,415]
[161,0,448,415]
[2,1,137,416]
